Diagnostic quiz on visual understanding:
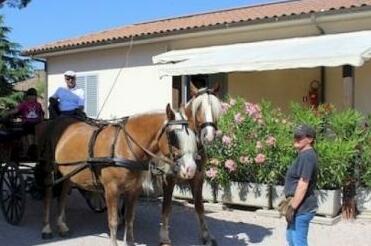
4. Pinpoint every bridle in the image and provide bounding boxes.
[124,114,192,172]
